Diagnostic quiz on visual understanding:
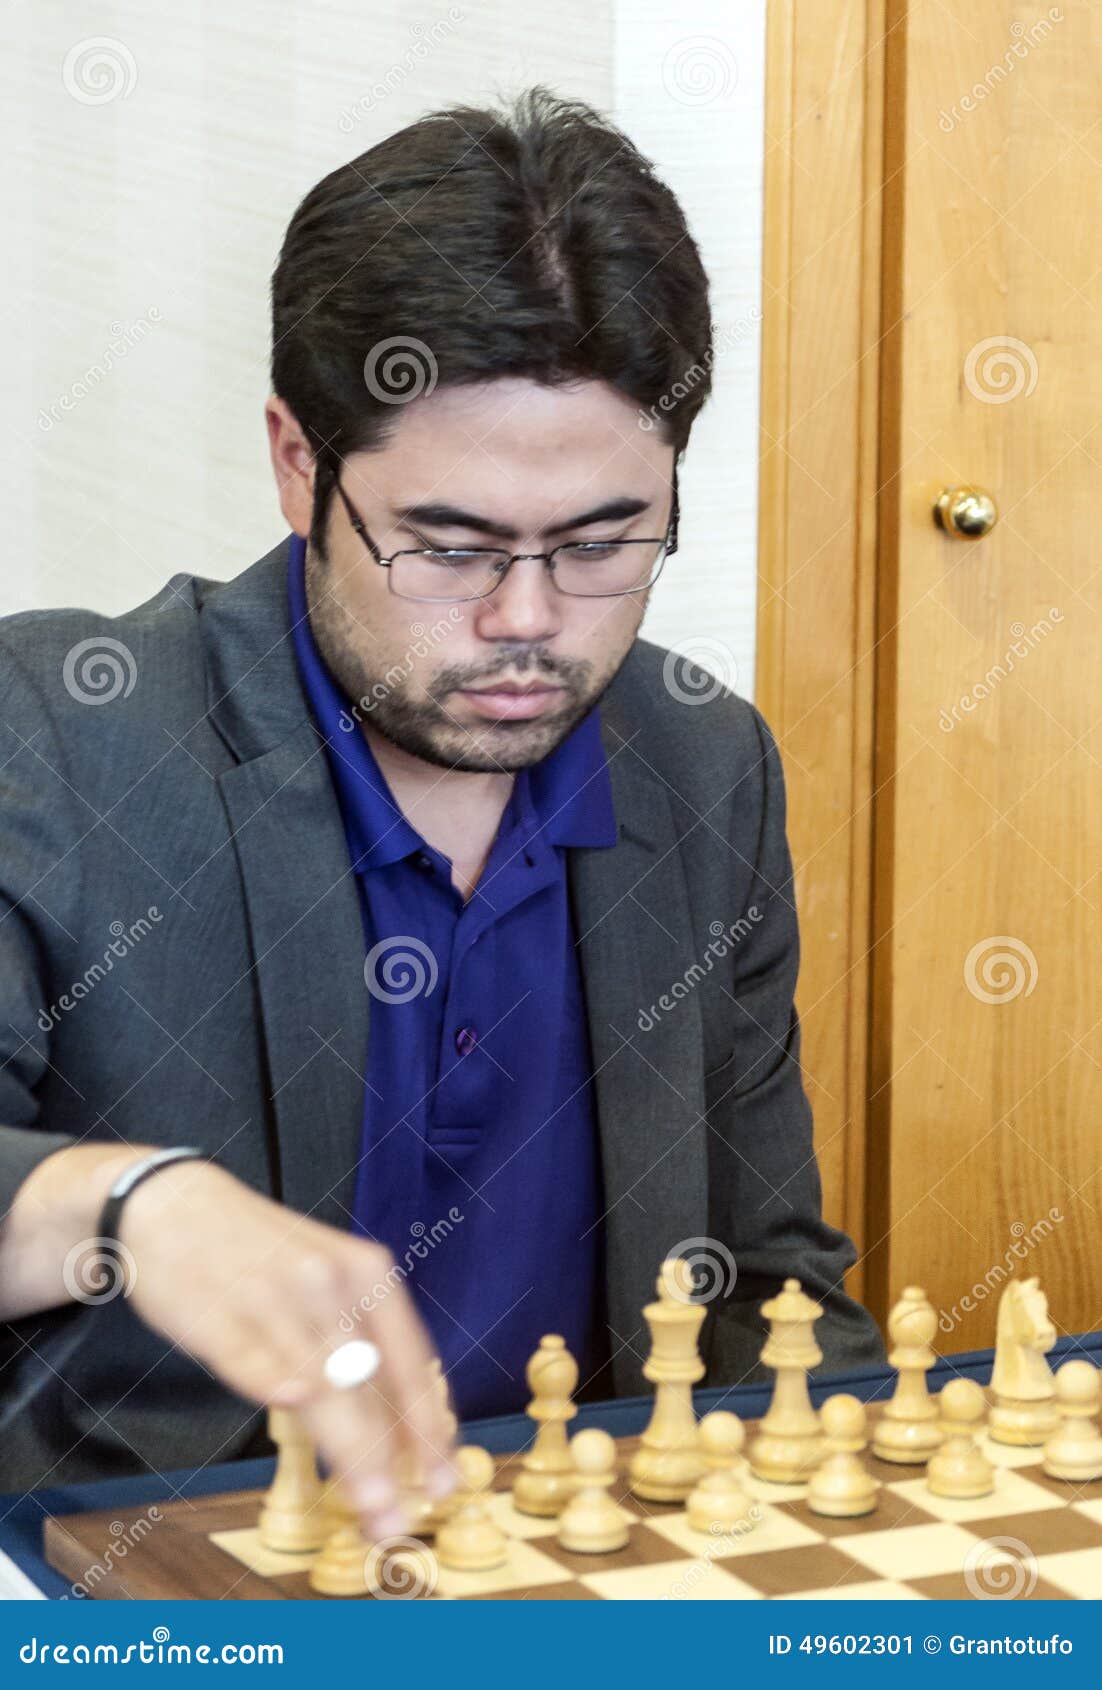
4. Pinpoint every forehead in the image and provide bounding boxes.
[352,376,673,507]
